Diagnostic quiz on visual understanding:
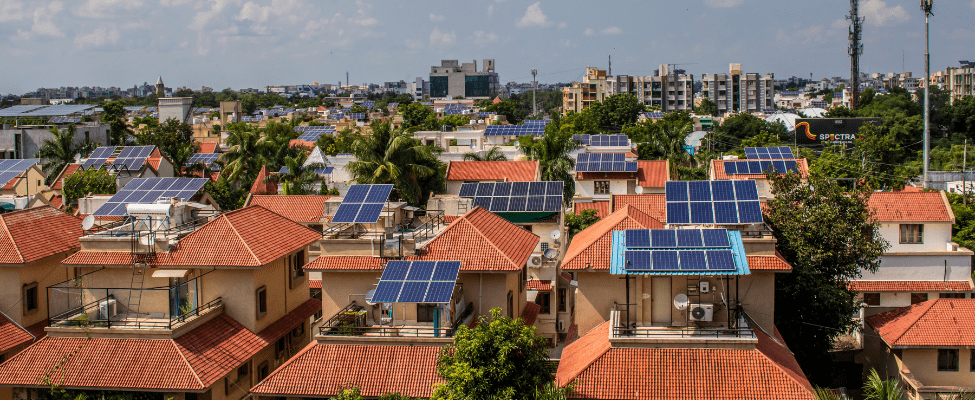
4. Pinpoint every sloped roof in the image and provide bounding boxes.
[711,159,810,180]
[868,191,953,222]
[555,322,814,400]
[413,207,539,272]
[574,201,610,219]
[0,312,33,353]
[746,252,794,272]
[445,160,538,182]
[0,314,266,391]
[197,142,219,154]
[248,195,331,223]
[850,280,973,292]
[520,302,541,326]
[612,194,666,224]
[577,160,668,188]
[250,165,278,195]
[867,299,975,347]
[526,279,552,291]
[63,206,321,268]
[250,343,444,398]
[562,205,662,271]
[303,256,389,271]
[0,206,82,265]
[52,163,81,190]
